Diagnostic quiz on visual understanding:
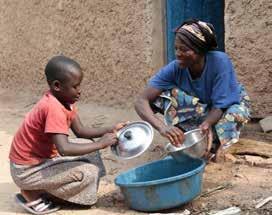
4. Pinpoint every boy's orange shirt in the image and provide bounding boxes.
[9,91,77,165]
